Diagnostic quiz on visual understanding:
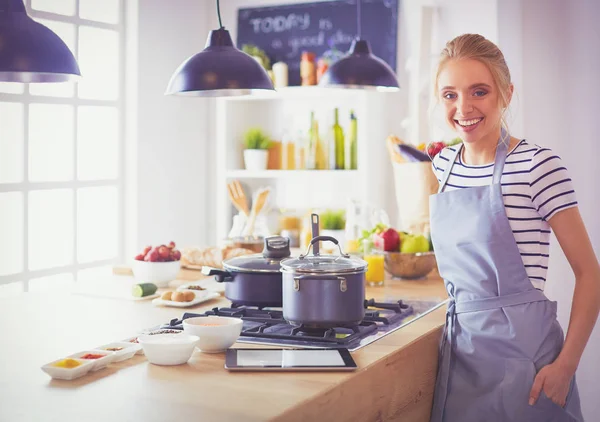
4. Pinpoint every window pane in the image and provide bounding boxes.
[0,83,24,94]
[0,282,24,297]
[29,273,74,292]
[31,0,75,16]
[29,104,74,182]
[0,192,24,276]
[29,189,73,270]
[78,27,119,100]
[29,19,76,98]
[77,187,118,263]
[0,103,24,183]
[80,0,120,24]
[77,106,119,180]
